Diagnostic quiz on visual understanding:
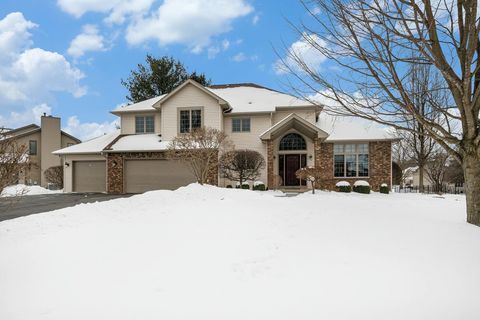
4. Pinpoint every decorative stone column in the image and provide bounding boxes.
[266,140,274,189]
[107,153,124,194]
